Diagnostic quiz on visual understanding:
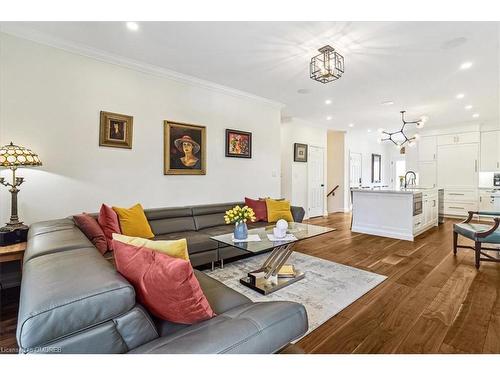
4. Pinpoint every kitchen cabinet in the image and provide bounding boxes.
[418,136,437,162]
[437,143,479,189]
[480,130,500,172]
[437,132,480,146]
[418,161,437,188]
